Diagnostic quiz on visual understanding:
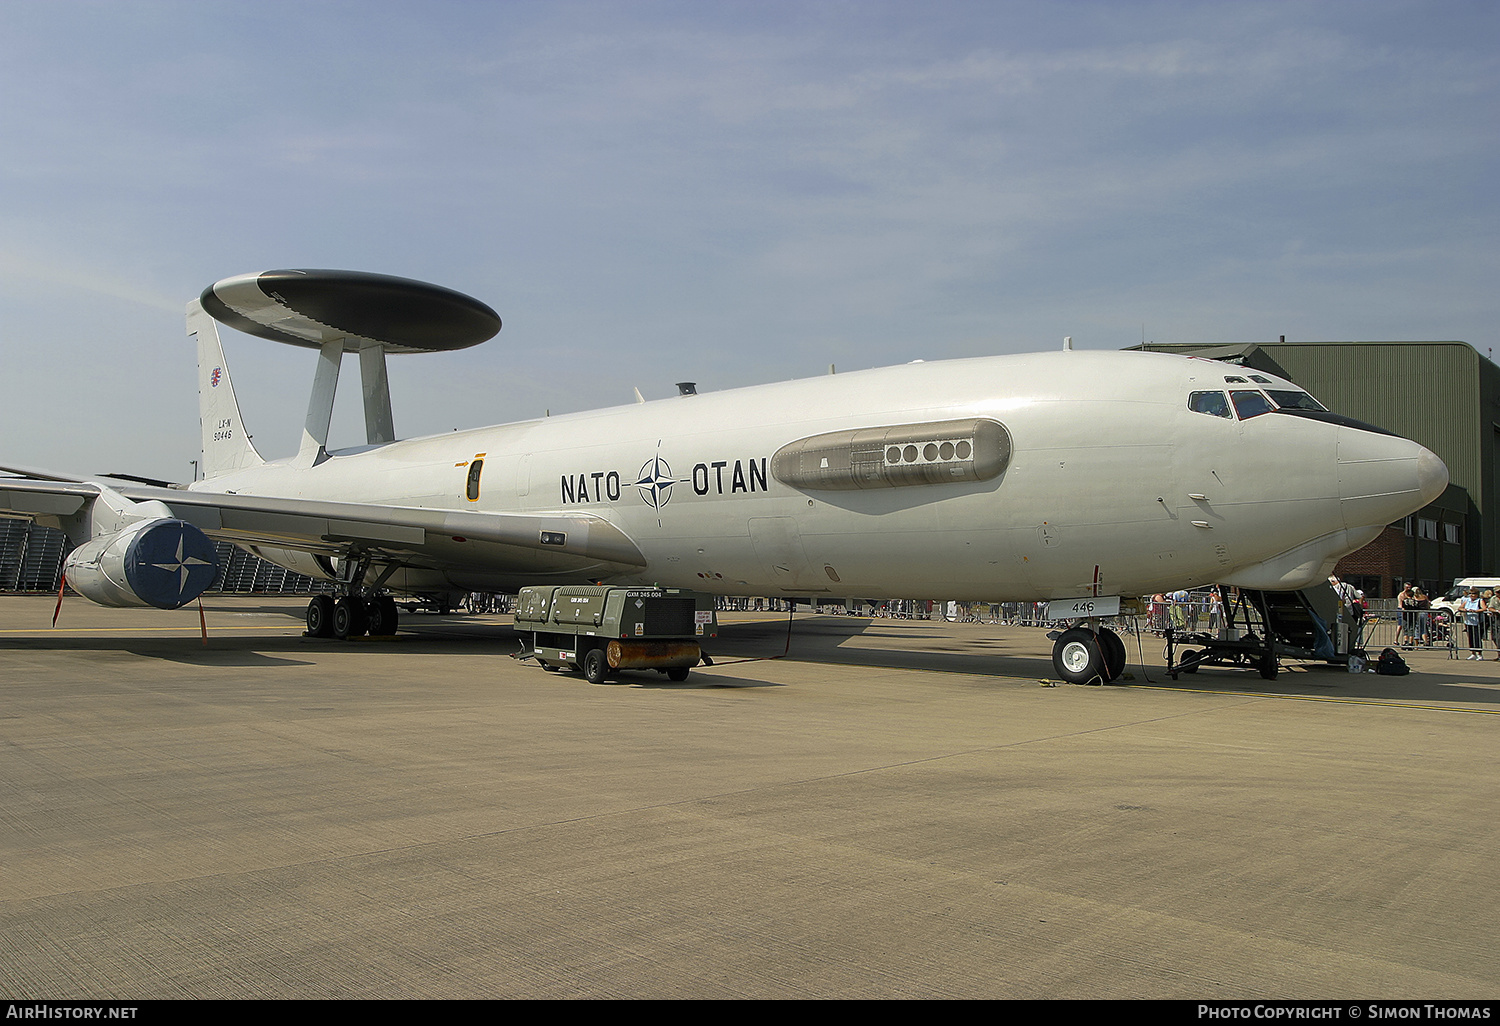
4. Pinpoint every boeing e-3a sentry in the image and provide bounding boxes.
[0,269,1448,684]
